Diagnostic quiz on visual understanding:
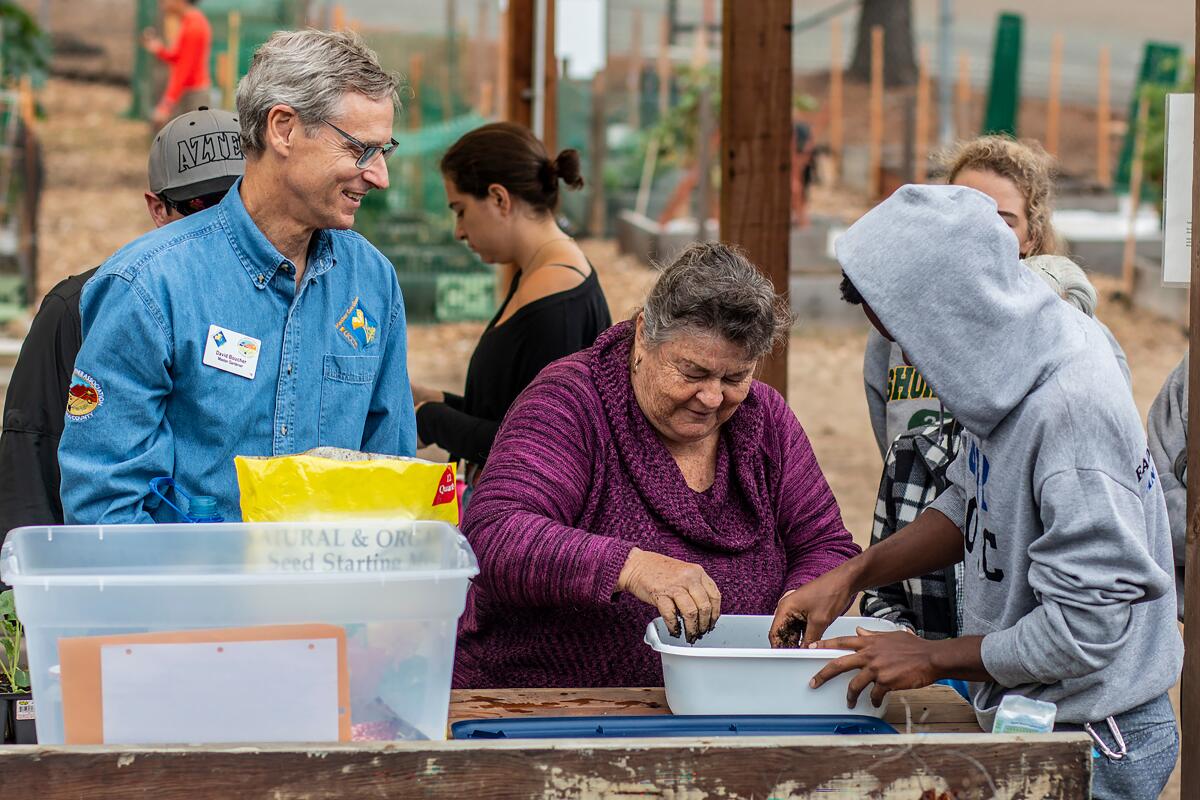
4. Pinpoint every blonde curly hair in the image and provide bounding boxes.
[942,136,1062,257]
